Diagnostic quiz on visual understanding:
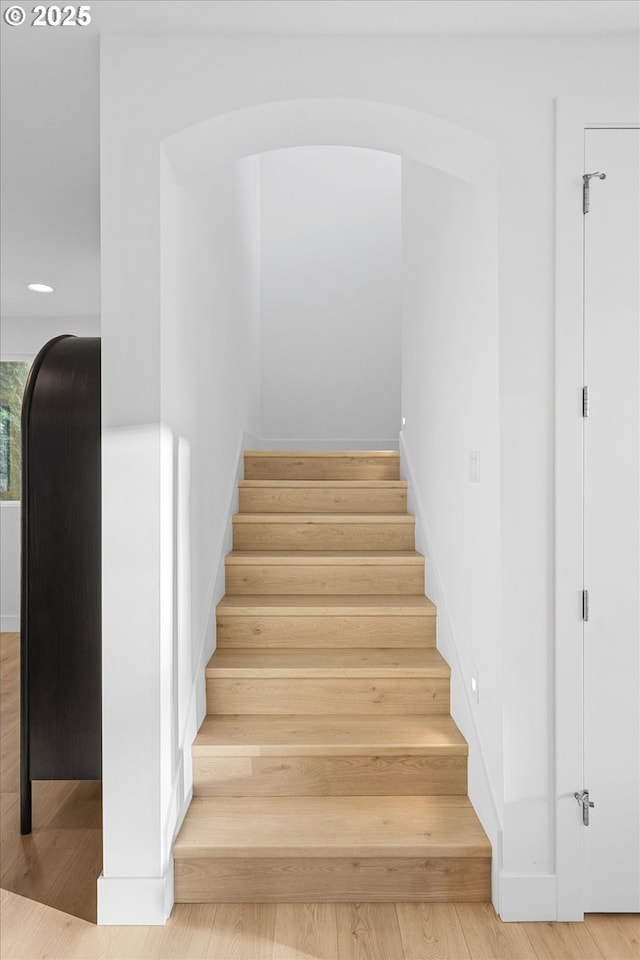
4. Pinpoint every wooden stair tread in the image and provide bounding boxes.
[217,594,436,615]
[233,513,415,524]
[193,714,468,756]
[176,447,491,901]
[244,452,400,481]
[226,550,424,564]
[239,480,407,488]
[173,795,491,859]
[245,451,400,459]
[206,648,449,678]
[217,594,435,613]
